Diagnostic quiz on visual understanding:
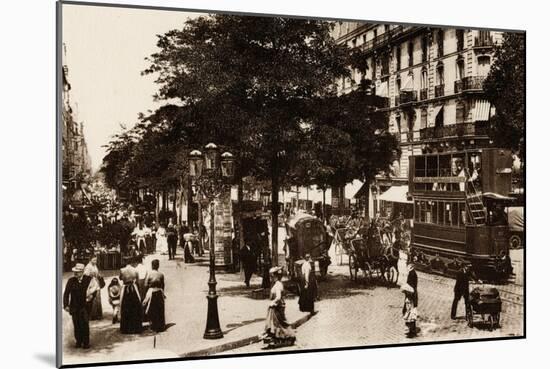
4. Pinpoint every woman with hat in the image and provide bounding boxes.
[84,255,104,320]
[143,259,166,332]
[401,283,418,338]
[261,266,296,349]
